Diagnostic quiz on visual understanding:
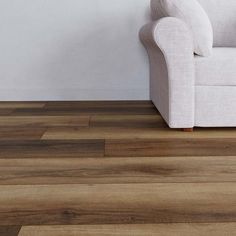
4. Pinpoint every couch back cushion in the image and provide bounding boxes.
[151,0,236,48]
[197,0,236,47]
[151,0,213,56]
